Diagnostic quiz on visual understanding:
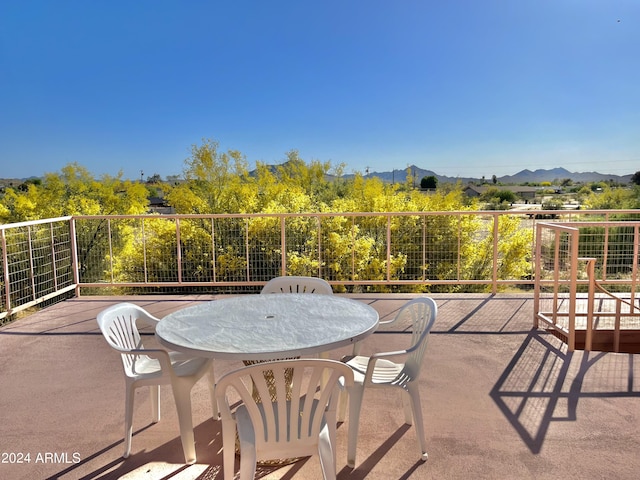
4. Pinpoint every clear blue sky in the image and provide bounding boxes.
[1,1,638,181]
